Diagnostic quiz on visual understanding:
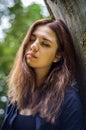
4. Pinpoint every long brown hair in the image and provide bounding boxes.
[8,18,77,123]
